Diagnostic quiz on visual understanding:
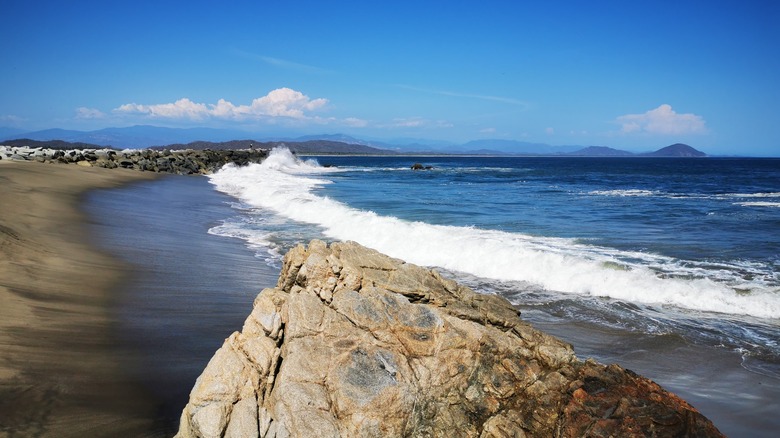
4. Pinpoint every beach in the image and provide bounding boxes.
[2,155,778,436]
[200,152,779,436]
[0,161,158,436]
[84,173,280,435]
